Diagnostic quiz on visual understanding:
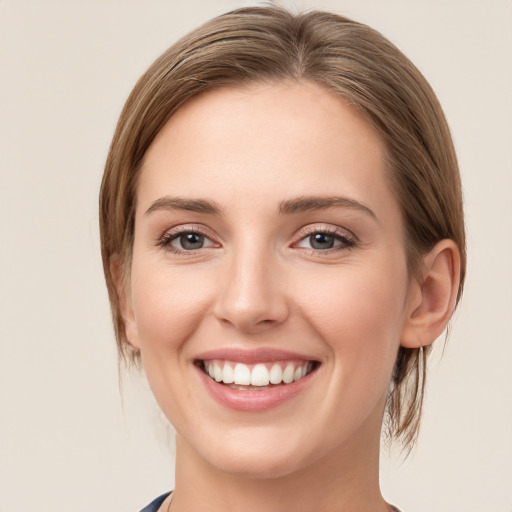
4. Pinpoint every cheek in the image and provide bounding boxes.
[128,261,217,418]
[294,263,410,435]
[293,259,409,371]
[130,260,215,354]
